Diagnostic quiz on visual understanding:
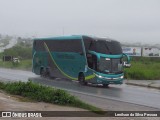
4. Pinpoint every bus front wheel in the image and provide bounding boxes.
[78,73,87,85]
